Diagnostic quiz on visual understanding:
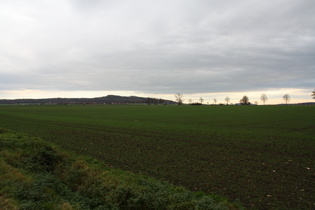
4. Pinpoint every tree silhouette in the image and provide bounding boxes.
[225,96,230,105]
[213,98,217,105]
[240,96,249,105]
[283,94,290,105]
[175,93,184,105]
[199,97,204,104]
[260,93,268,105]
[312,89,315,99]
